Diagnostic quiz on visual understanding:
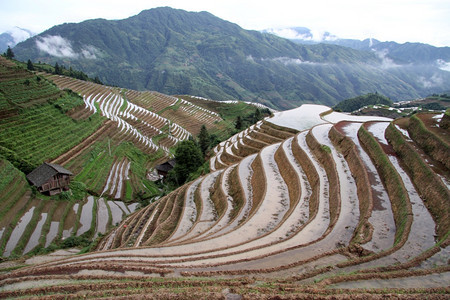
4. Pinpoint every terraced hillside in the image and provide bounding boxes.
[2,104,448,298]
[1,57,264,261]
